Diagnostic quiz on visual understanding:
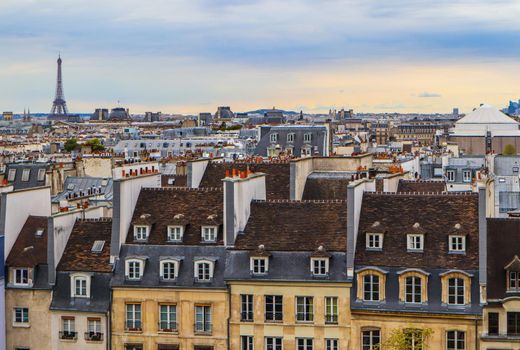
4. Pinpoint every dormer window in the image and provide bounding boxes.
[168,226,184,242]
[126,259,144,280]
[449,235,466,253]
[446,170,455,182]
[304,133,312,142]
[160,259,179,281]
[287,133,295,143]
[407,234,424,252]
[505,256,520,292]
[134,226,149,241]
[195,260,214,282]
[311,258,329,276]
[7,168,16,181]
[71,274,90,298]
[270,133,278,143]
[366,233,383,250]
[251,257,269,275]
[201,226,217,243]
[14,268,29,286]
